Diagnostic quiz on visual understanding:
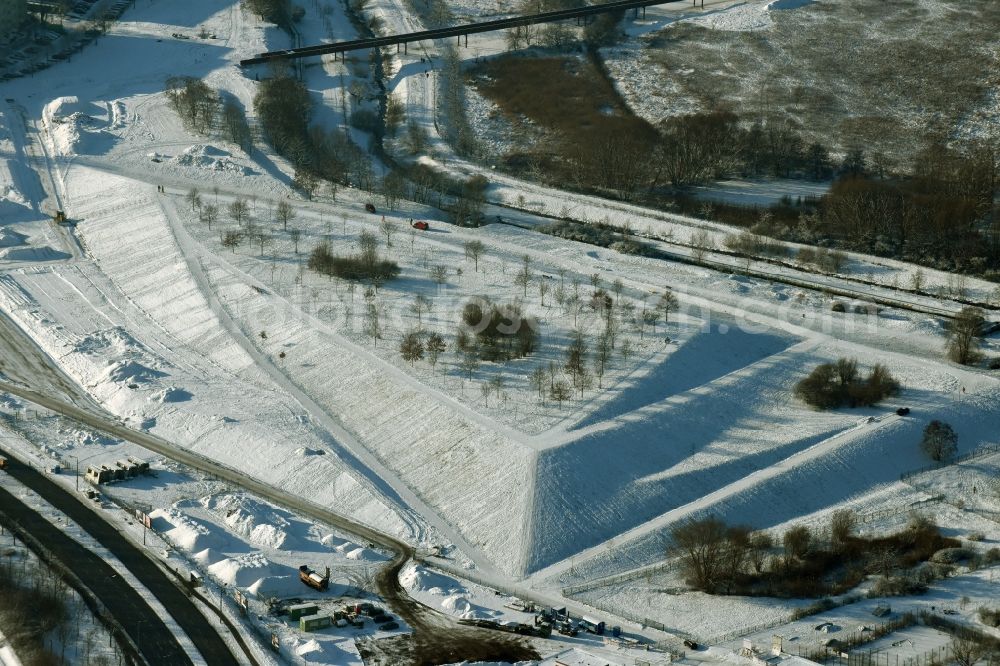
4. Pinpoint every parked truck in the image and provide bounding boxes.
[298,565,330,592]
